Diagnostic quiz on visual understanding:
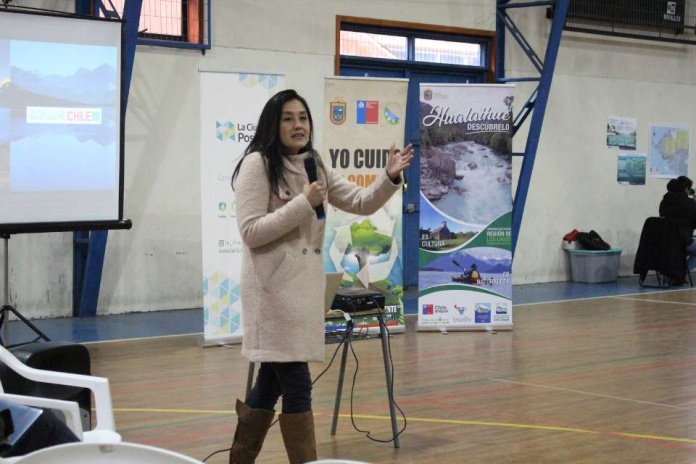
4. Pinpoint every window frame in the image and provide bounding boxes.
[89,0,211,51]
[335,16,496,81]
